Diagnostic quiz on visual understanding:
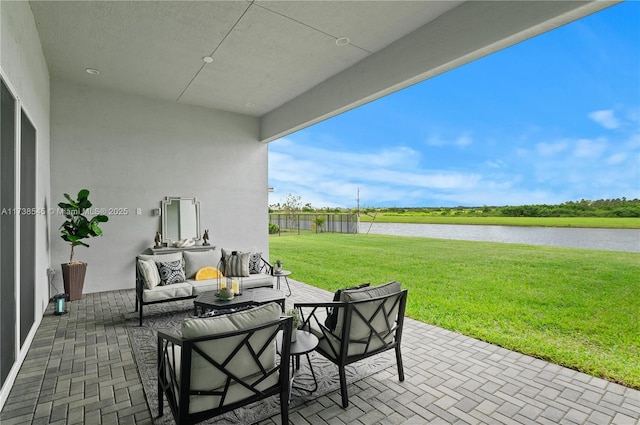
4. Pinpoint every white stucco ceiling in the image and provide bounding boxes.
[29,0,619,142]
